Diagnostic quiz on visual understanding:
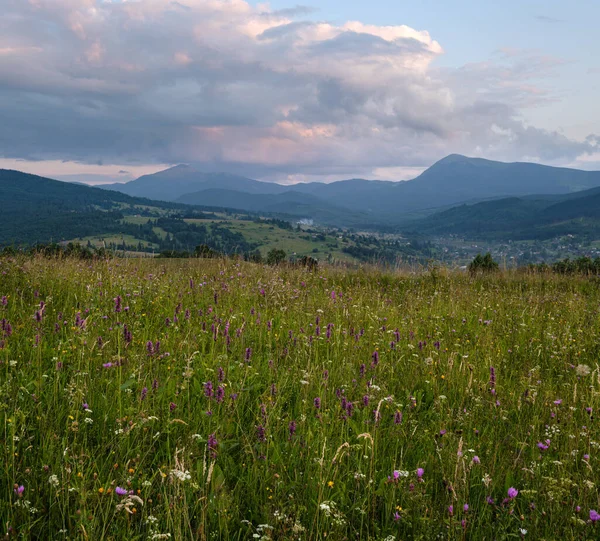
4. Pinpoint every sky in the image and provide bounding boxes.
[0,0,598,184]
